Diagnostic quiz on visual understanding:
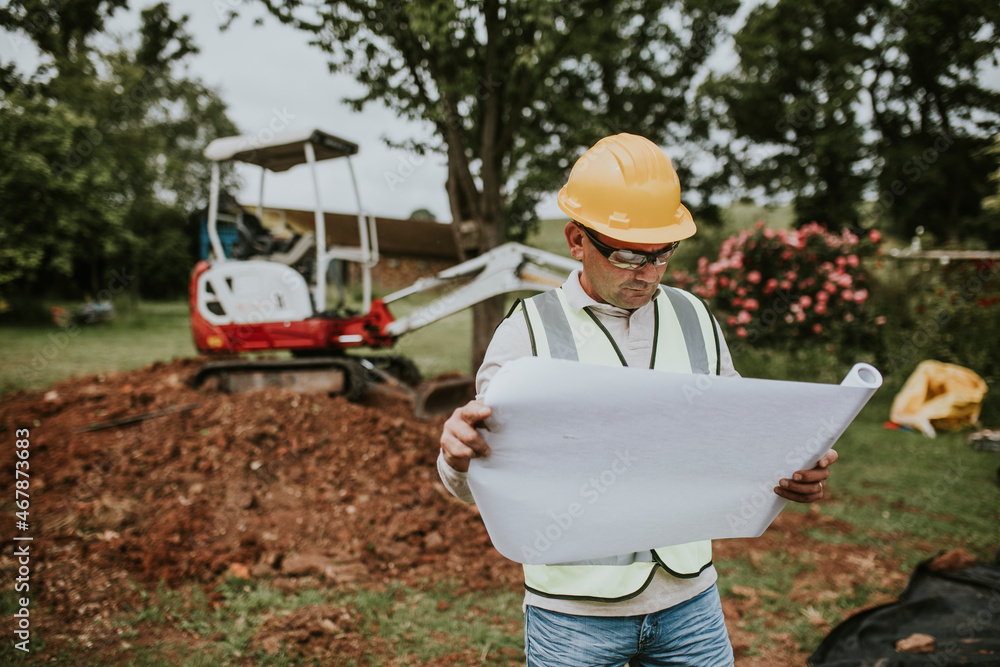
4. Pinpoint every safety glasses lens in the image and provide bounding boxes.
[577,223,678,270]
[607,246,677,270]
